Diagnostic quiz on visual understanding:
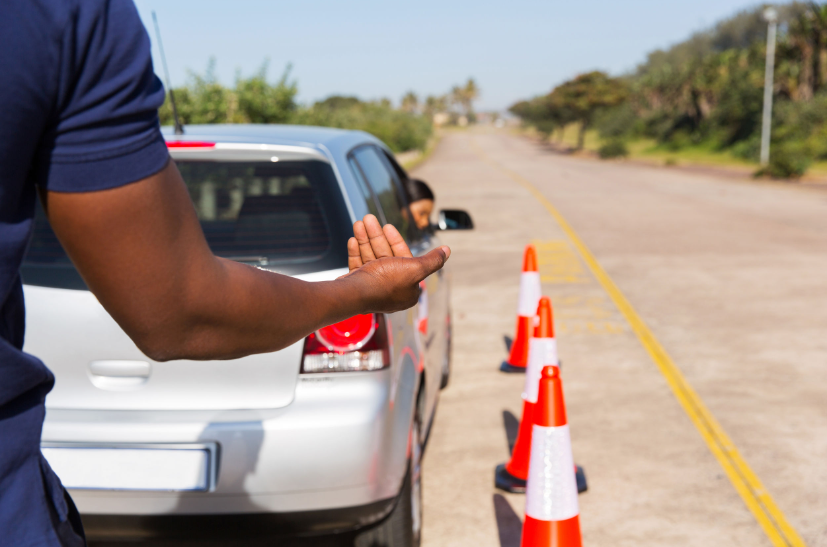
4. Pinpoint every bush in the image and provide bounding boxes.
[598,140,629,159]
[754,143,811,179]
[293,98,432,152]
[595,103,638,139]
[159,59,298,125]
[730,136,760,161]
[158,61,433,153]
